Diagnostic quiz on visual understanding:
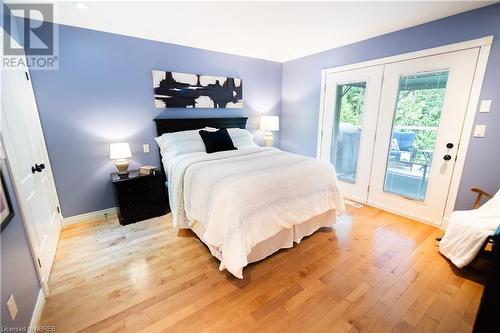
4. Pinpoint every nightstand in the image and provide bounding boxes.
[111,169,169,225]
